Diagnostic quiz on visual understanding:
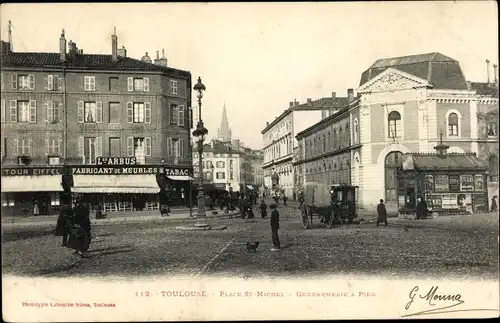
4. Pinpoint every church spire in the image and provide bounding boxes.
[217,102,232,142]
